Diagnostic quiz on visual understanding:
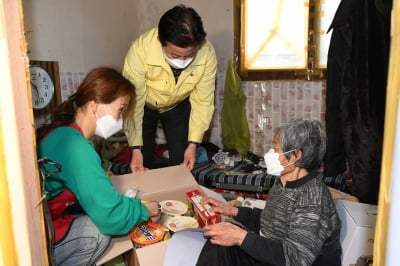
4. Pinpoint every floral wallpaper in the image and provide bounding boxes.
[209,80,326,156]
